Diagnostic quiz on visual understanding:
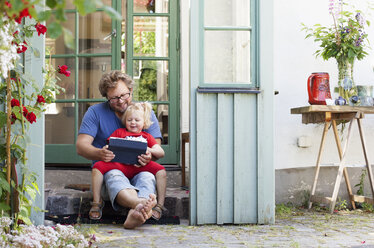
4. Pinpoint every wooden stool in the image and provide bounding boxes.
[291,106,374,214]
[308,112,374,213]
